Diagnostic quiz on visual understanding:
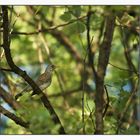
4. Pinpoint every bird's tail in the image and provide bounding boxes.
[15,86,31,100]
